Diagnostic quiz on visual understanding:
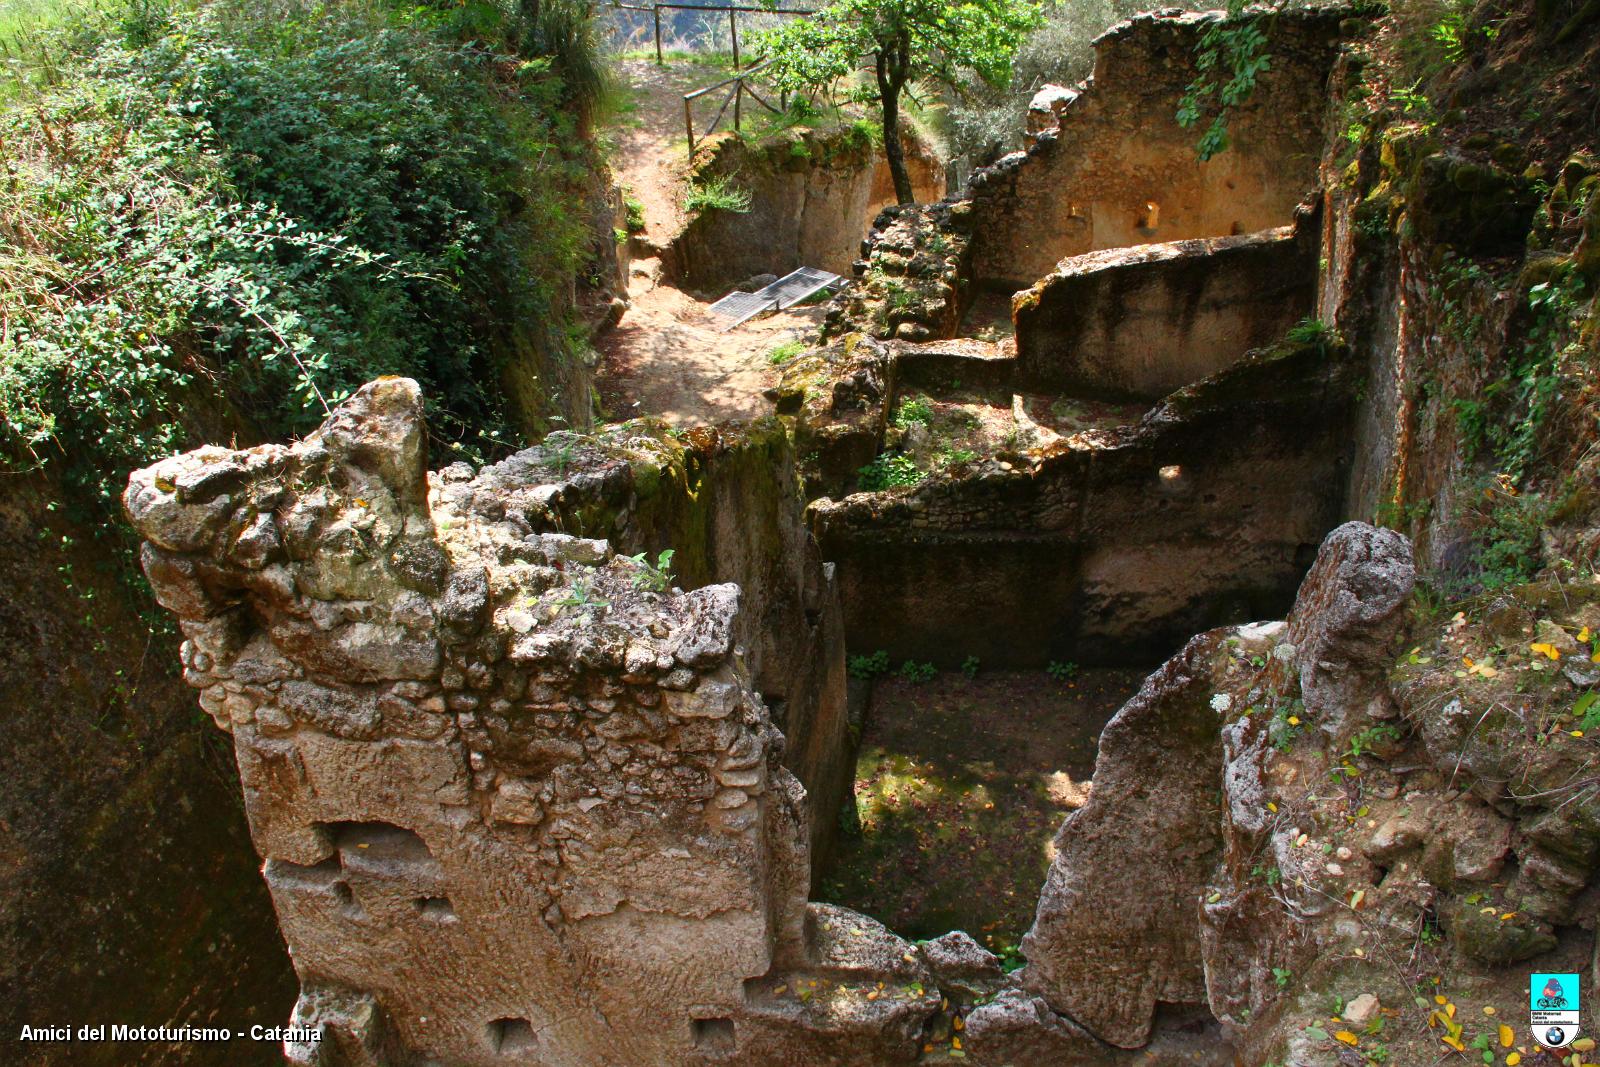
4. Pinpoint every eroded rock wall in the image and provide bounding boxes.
[1013,220,1317,400]
[123,381,958,1066]
[668,128,942,292]
[437,418,853,864]
[808,332,1358,667]
[823,8,1353,345]
[967,8,1351,289]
